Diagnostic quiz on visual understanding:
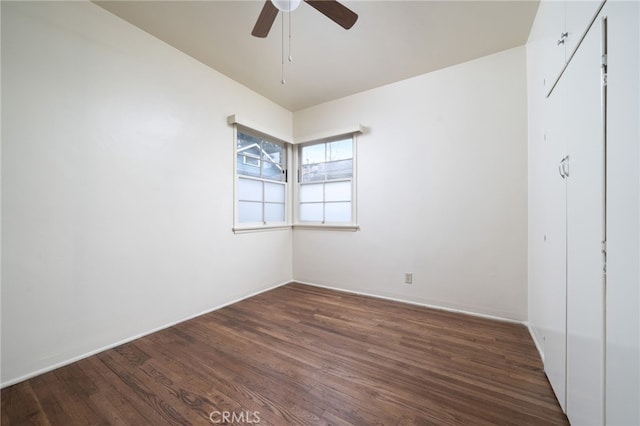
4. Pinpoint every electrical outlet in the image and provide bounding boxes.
[404,273,413,284]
